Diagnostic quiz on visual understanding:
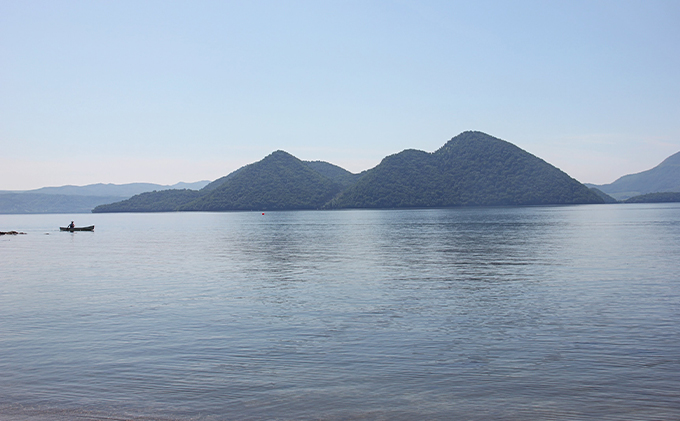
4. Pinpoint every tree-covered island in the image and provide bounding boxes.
[92,131,604,213]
